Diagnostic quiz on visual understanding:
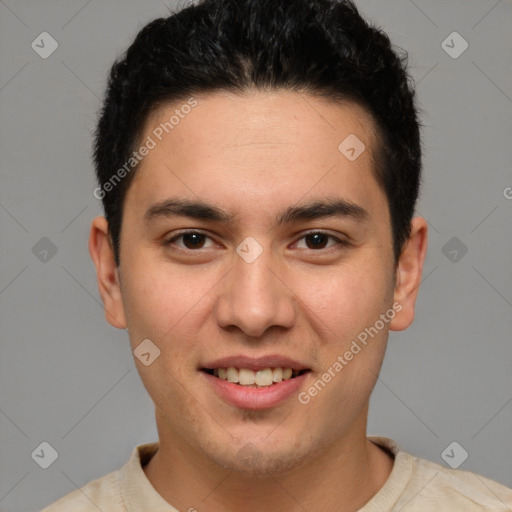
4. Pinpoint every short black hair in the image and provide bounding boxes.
[93,0,422,266]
